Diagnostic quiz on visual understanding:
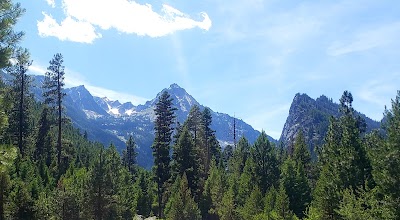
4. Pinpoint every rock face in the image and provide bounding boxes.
[280,93,380,157]
[19,73,269,168]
